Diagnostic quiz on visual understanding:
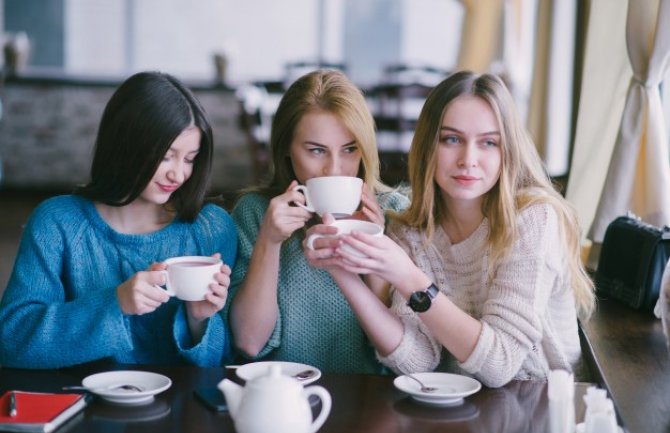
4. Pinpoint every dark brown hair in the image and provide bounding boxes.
[76,71,214,222]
